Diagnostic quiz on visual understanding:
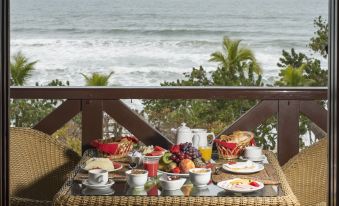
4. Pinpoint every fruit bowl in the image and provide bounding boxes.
[158,143,208,176]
